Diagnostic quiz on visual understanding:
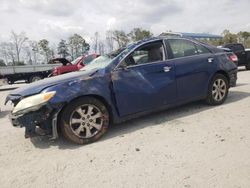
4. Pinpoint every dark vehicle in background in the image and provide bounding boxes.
[52,54,99,76]
[6,36,237,144]
[223,43,250,70]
